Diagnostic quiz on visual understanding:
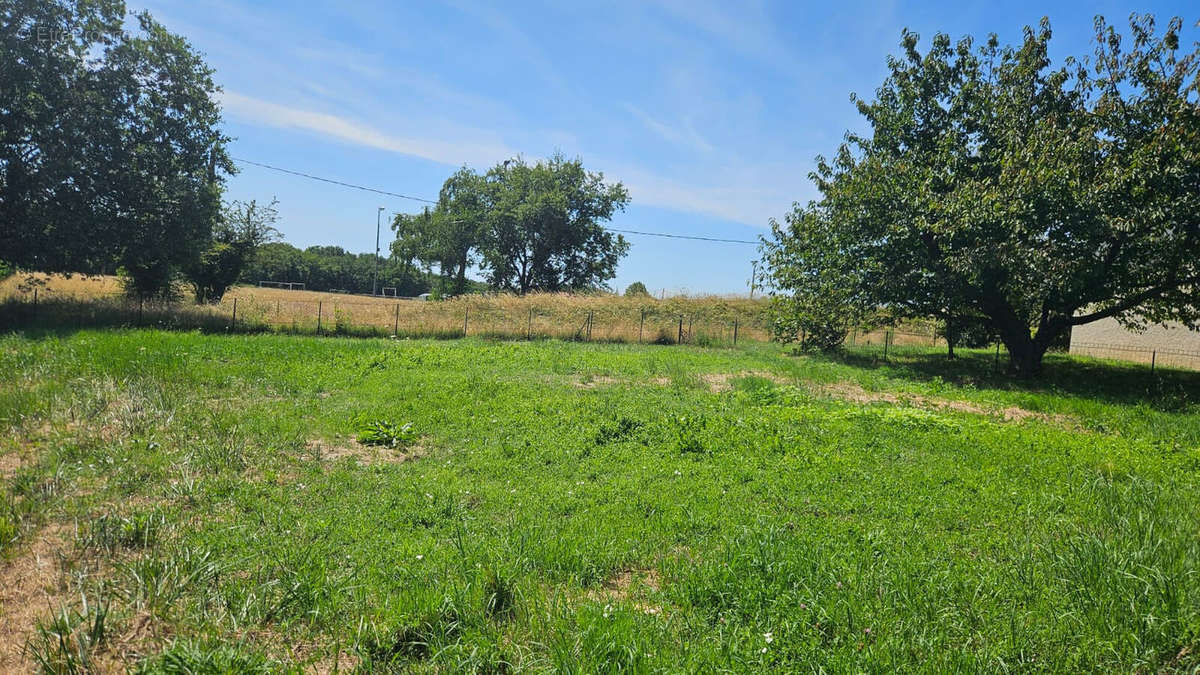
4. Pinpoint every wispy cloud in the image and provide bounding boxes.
[222,91,801,226]
[220,91,515,168]
[623,104,714,153]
